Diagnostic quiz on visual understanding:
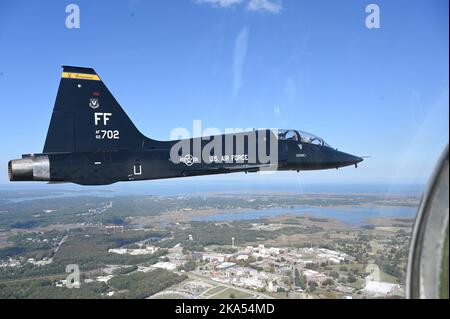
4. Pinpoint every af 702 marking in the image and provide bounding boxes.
[96,130,120,140]
[8,66,363,185]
